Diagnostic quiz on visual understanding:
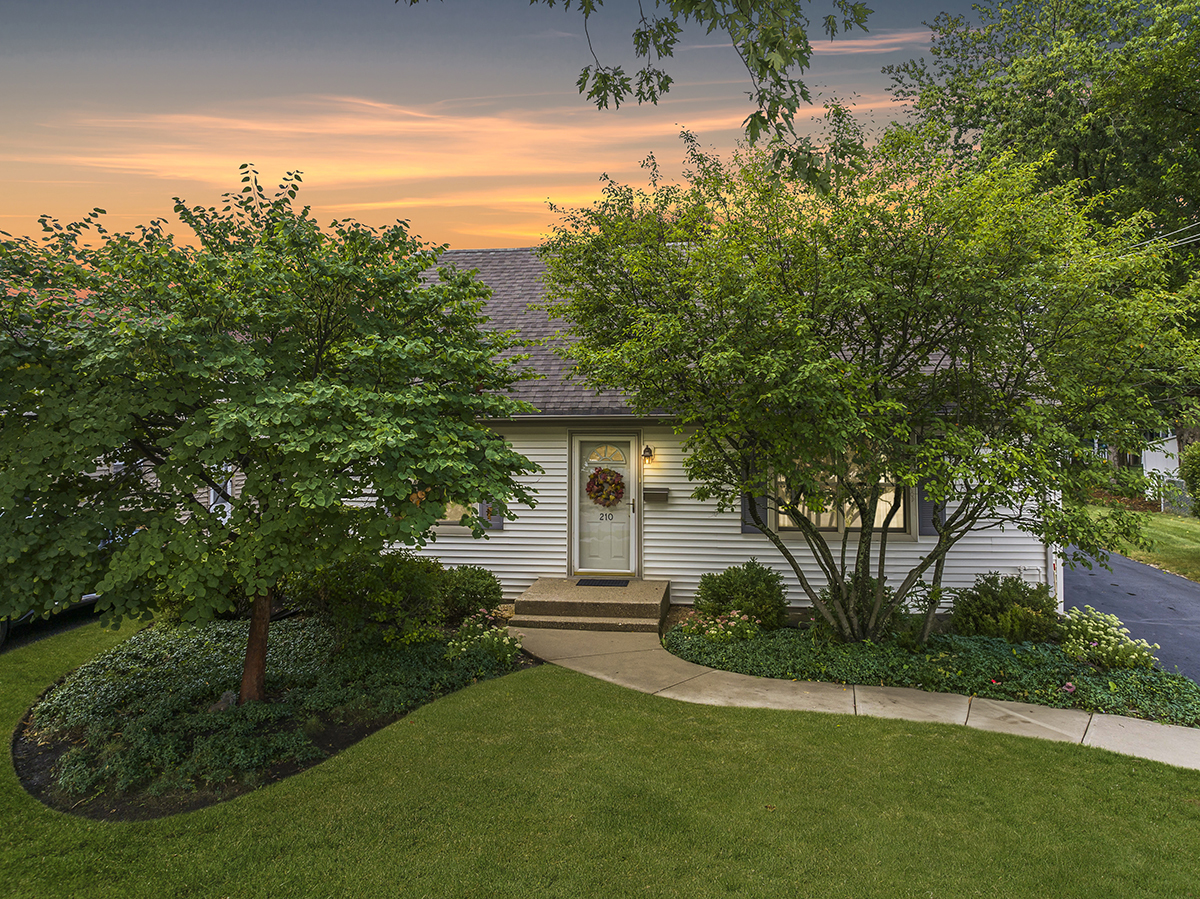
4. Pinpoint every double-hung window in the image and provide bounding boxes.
[776,471,910,535]
[436,500,505,532]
